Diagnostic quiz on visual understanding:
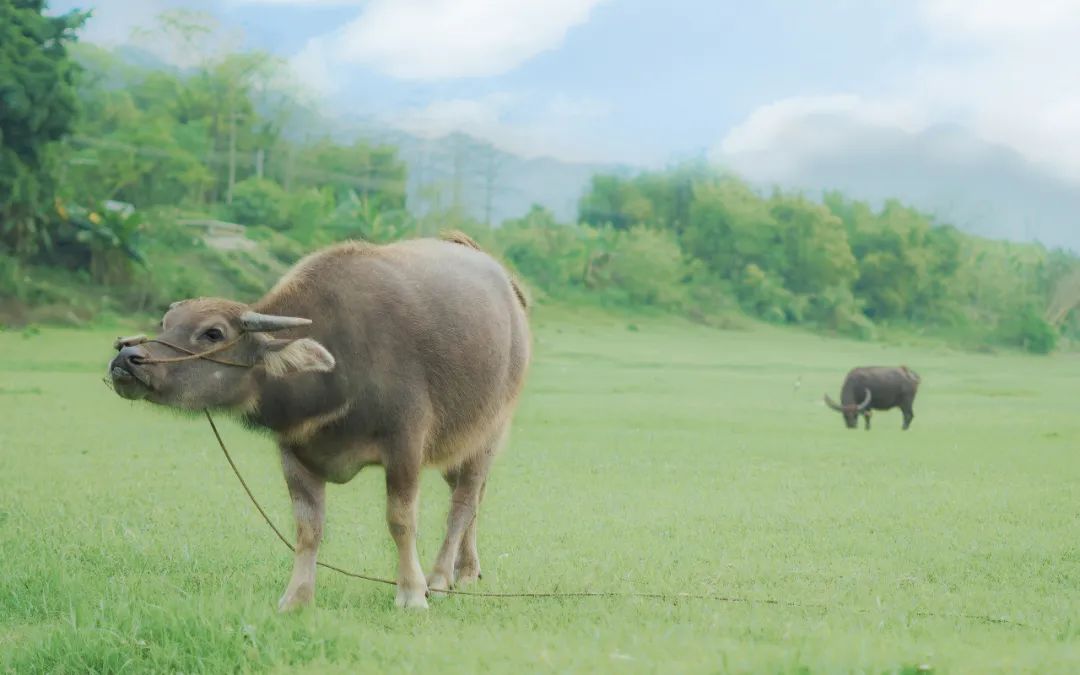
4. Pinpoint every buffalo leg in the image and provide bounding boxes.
[428,446,496,593]
[278,445,325,612]
[456,427,506,586]
[902,406,914,430]
[455,478,487,587]
[384,449,428,609]
[863,411,872,431]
